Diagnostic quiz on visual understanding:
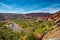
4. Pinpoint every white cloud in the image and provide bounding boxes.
[21,4,60,13]
[40,4,60,12]
[0,2,12,10]
[0,2,16,13]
